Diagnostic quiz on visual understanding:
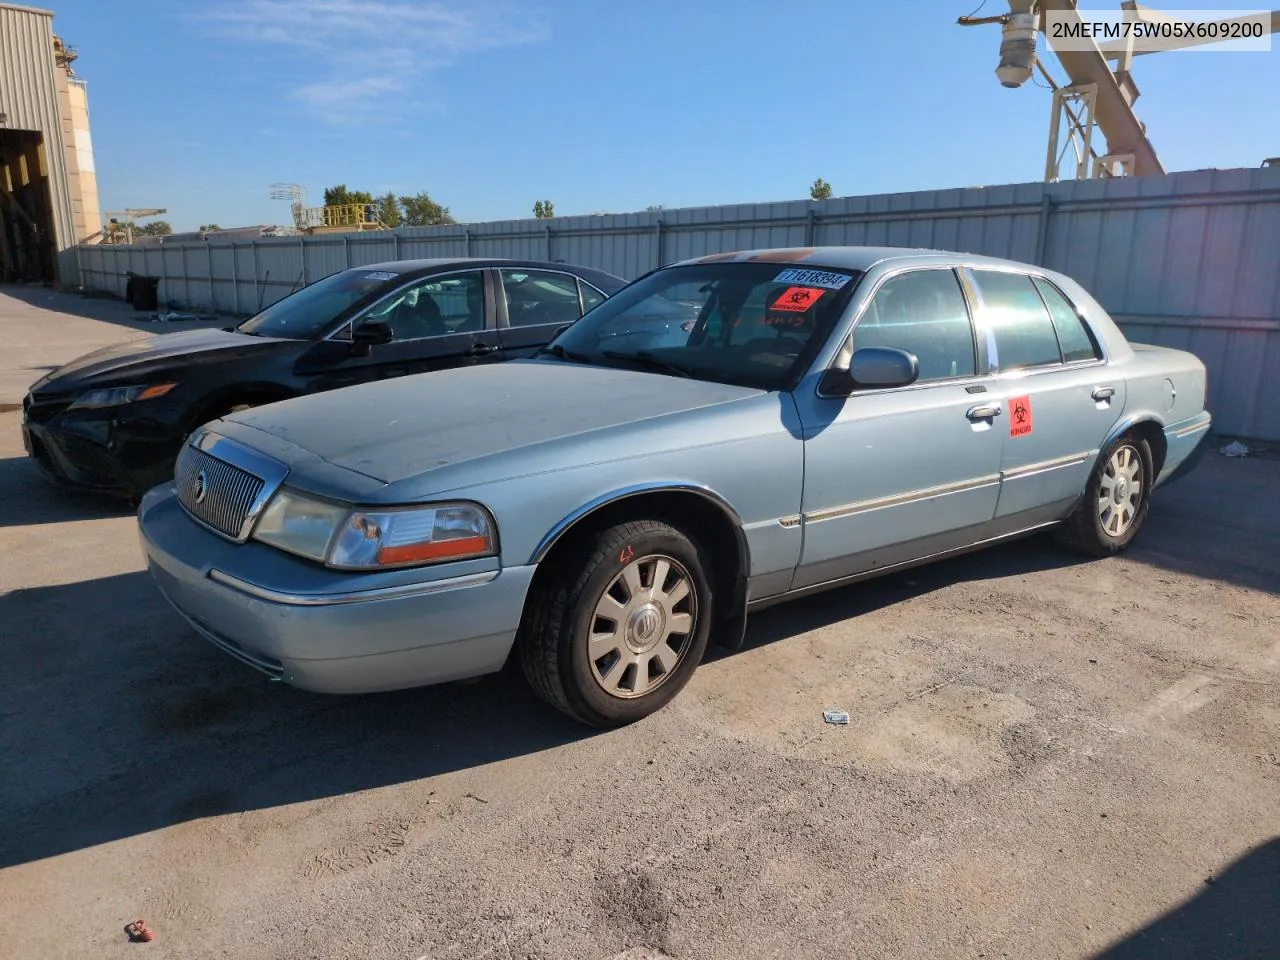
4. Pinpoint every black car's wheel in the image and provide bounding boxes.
[1055,433,1153,557]
[519,519,714,727]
